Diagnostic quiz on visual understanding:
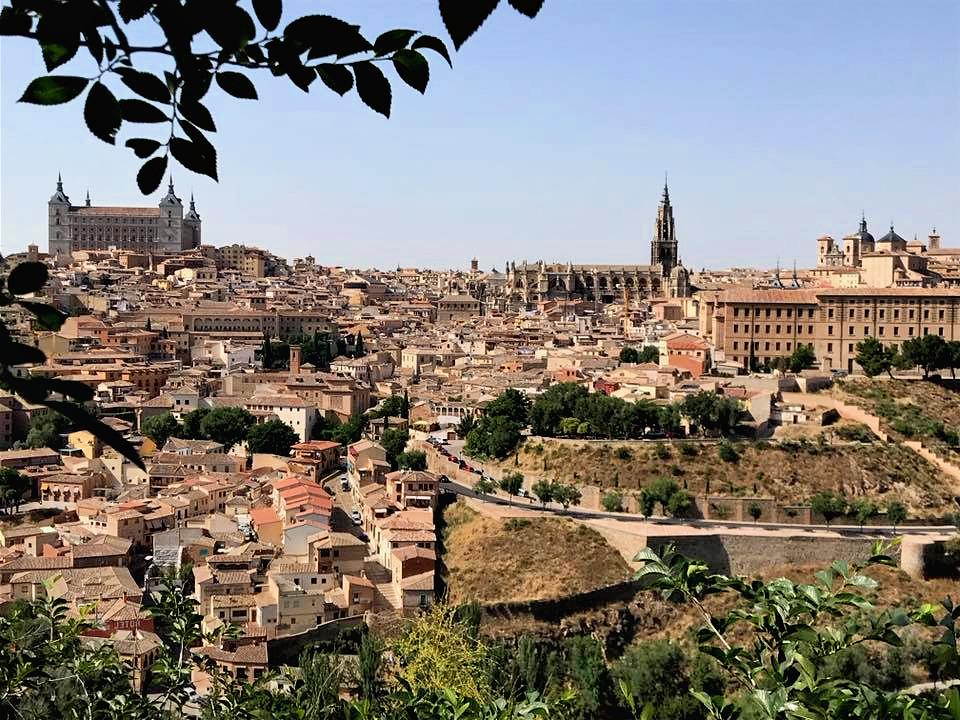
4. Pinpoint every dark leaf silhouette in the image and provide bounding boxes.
[508,0,546,18]
[253,0,282,31]
[177,97,216,131]
[84,81,122,145]
[393,50,429,94]
[216,71,258,100]
[137,155,168,194]
[411,34,452,67]
[170,136,218,181]
[44,400,145,470]
[125,138,162,159]
[8,342,46,366]
[374,29,416,55]
[119,99,169,123]
[439,0,500,49]
[7,262,49,295]
[353,61,391,117]
[116,68,170,103]
[18,301,67,331]
[316,64,353,96]
[286,15,372,58]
